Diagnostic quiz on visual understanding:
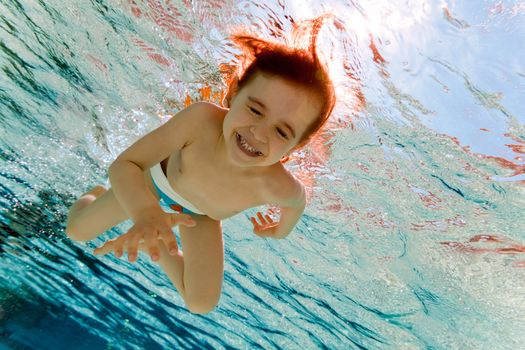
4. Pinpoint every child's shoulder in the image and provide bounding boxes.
[170,102,226,139]
[185,101,227,124]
